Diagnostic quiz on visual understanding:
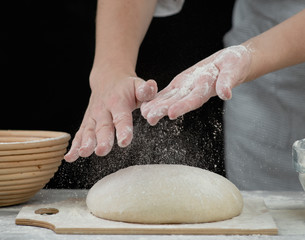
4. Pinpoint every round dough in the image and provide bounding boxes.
[86,164,243,224]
